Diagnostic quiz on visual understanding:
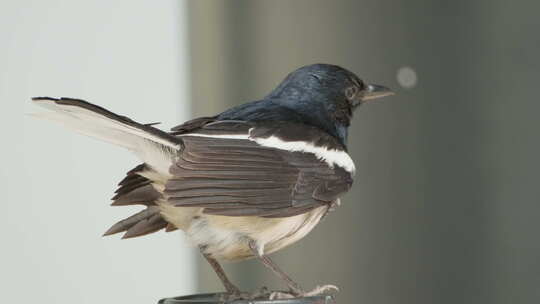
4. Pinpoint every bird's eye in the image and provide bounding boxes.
[345,86,359,100]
